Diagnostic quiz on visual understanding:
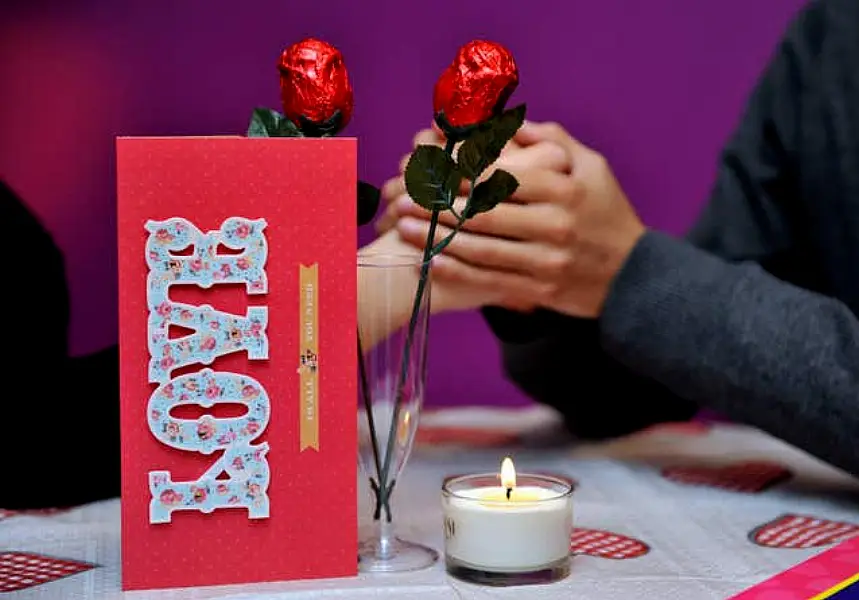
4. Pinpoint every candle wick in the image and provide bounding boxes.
[506,486,512,500]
